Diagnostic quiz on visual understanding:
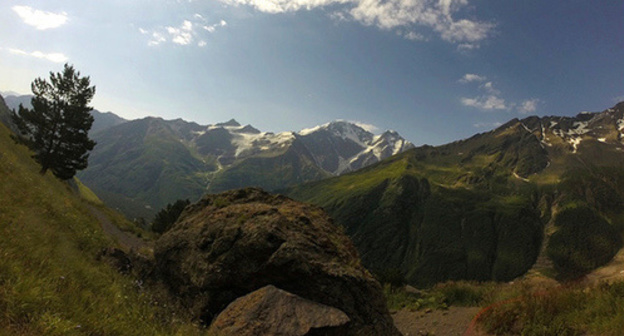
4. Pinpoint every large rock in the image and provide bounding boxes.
[154,188,401,336]
[209,285,350,336]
